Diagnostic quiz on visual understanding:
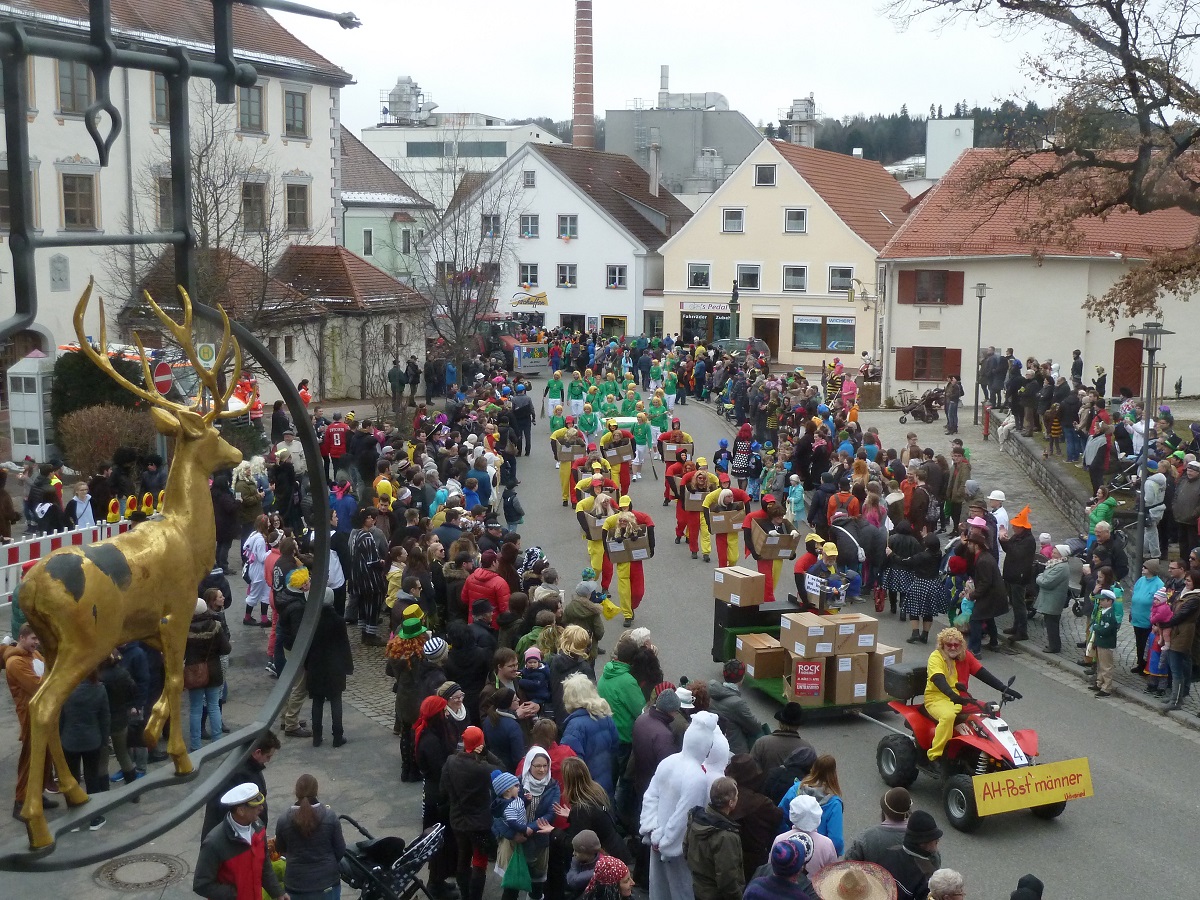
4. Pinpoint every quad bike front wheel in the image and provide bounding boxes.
[1031,800,1067,820]
[943,773,981,832]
